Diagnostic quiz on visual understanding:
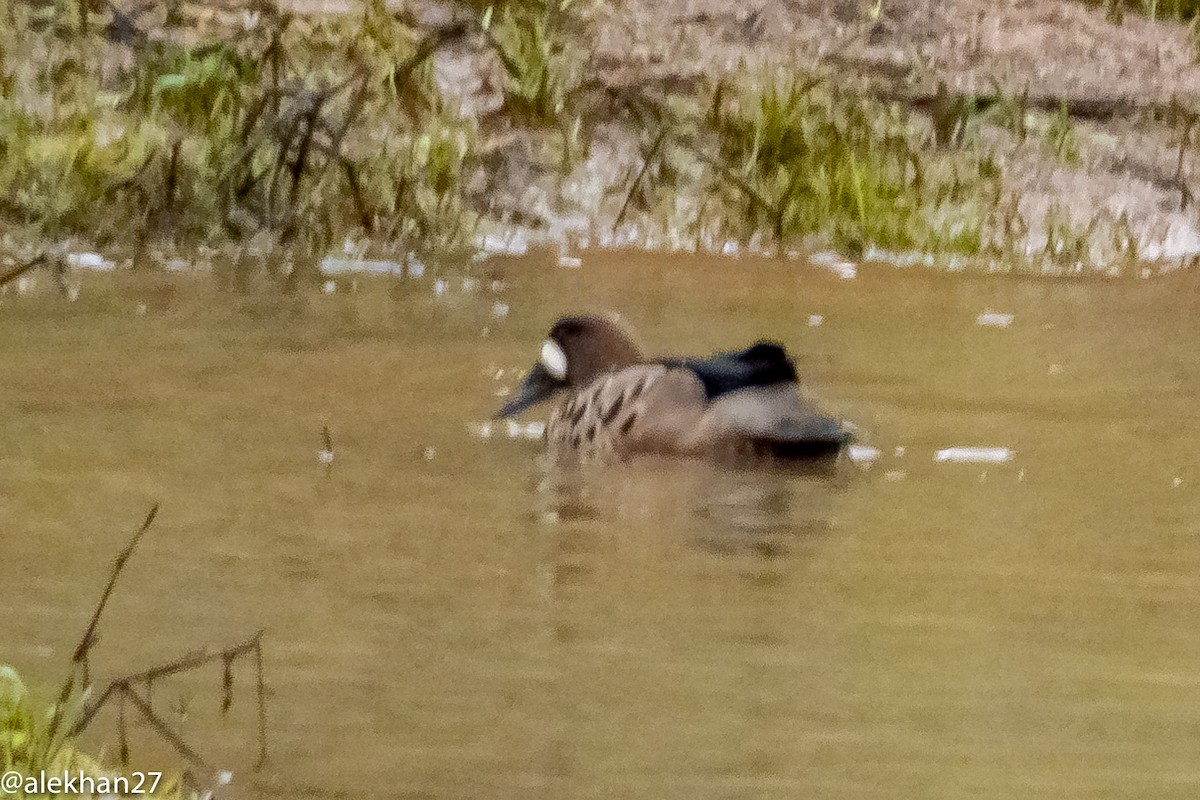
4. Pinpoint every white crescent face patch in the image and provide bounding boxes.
[540,339,568,380]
